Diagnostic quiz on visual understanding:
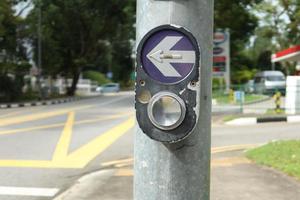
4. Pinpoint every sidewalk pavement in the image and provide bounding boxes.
[54,149,300,200]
